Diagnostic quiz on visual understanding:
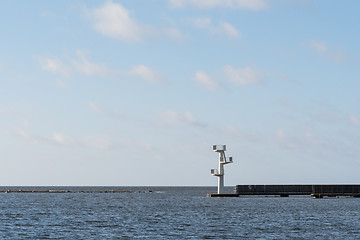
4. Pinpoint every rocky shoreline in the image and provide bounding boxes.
[1,189,158,193]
